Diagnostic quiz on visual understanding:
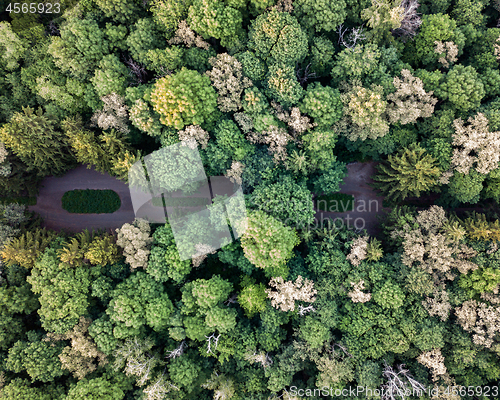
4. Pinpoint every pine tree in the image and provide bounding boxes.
[372,143,441,202]
[0,107,75,177]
